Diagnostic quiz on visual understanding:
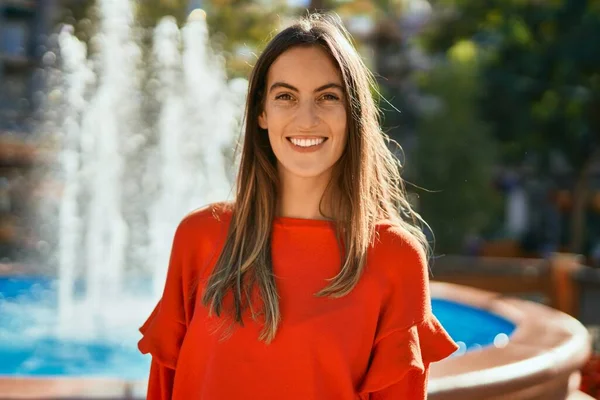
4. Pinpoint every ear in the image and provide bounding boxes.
[258,110,268,130]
